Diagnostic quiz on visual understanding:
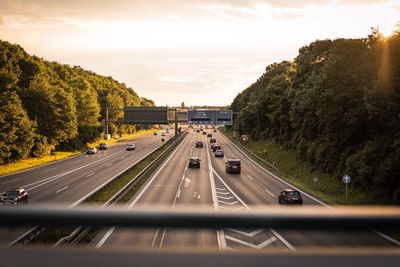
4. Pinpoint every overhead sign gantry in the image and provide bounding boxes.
[187,110,233,125]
